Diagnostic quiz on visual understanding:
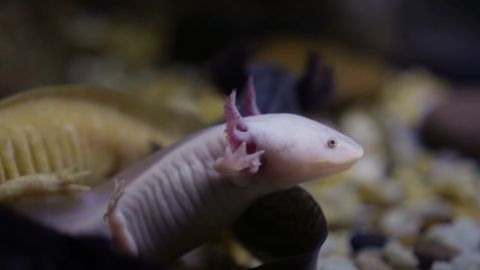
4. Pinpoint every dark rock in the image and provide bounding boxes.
[414,241,460,270]
[232,186,327,270]
[350,231,387,254]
